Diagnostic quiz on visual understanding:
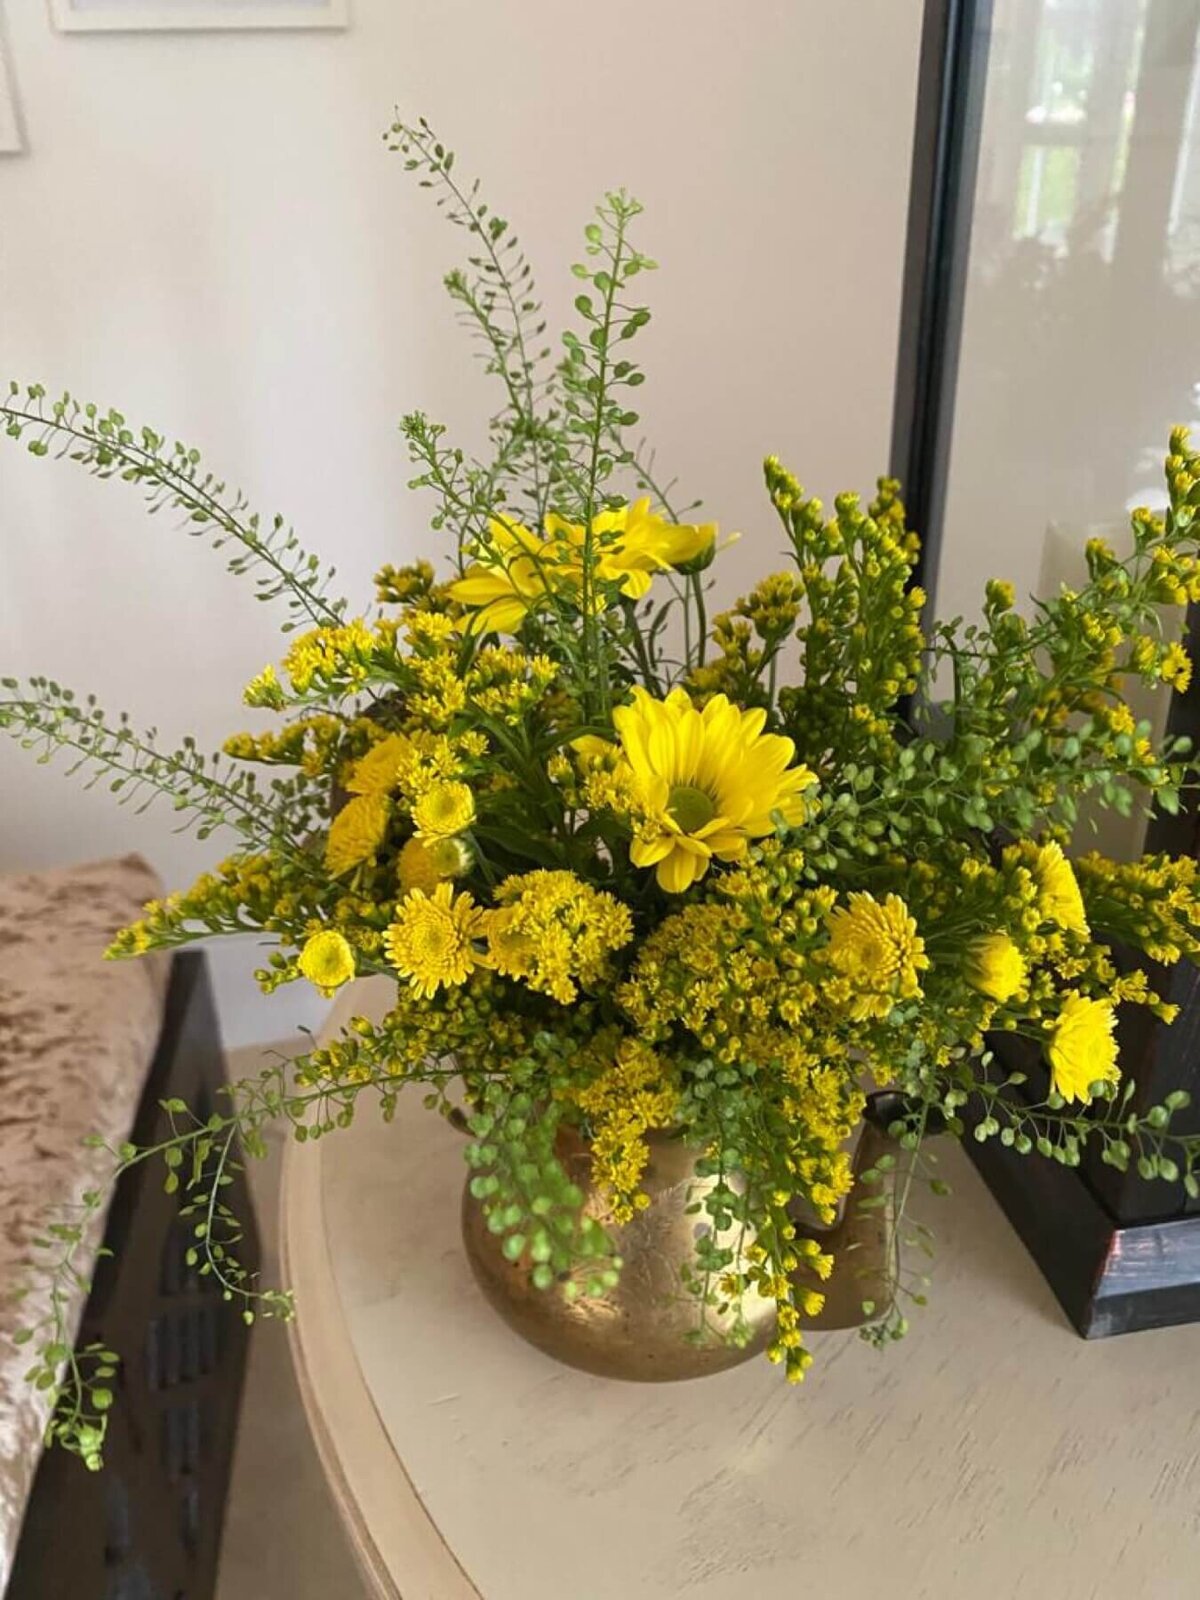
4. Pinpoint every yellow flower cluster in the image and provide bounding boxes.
[224,713,377,778]
[280,619,379,696]
[107,853,301,957]
[468,646,557,721]
[374,559,436,606]
[1076,851,1200,966]
[567,1036,678,1222]
[486,870,634,1004]
[74,378,1200,1402]
[763,463,925,760]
